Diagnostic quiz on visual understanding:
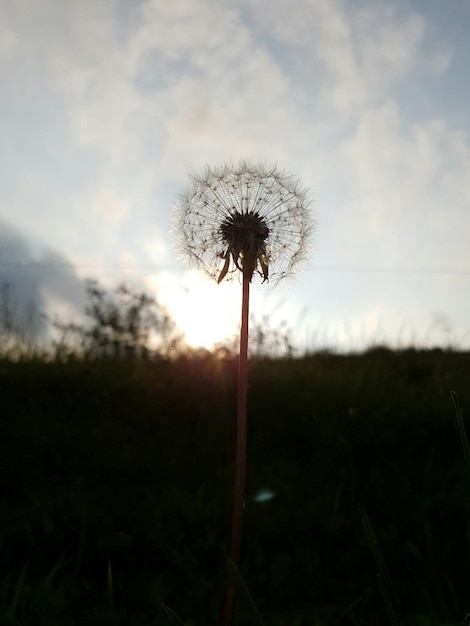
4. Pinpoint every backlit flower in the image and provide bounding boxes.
[173,161,314,284]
